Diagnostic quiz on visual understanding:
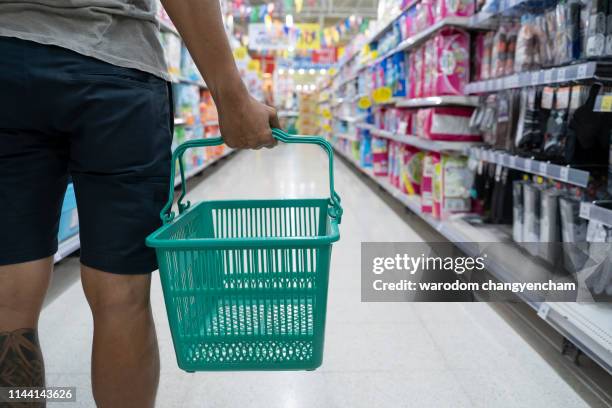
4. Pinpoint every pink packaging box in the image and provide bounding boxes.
[433,28,470,96]
[418,107,481,141]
